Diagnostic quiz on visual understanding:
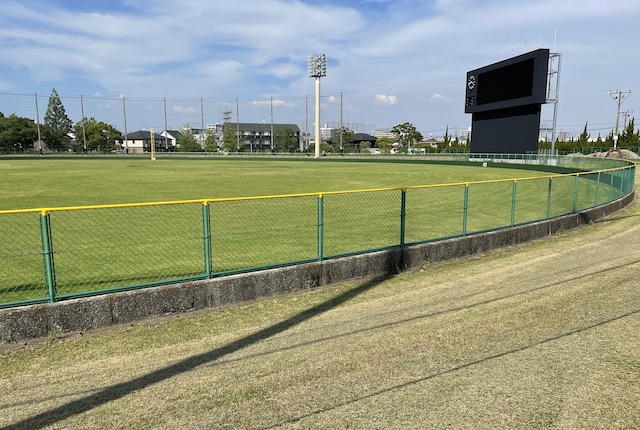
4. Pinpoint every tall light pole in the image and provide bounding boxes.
[308,54,327,158]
